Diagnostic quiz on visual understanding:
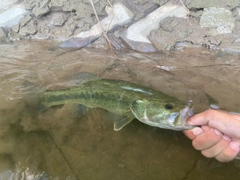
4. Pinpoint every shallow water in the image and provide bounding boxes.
[0,41,240,180]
